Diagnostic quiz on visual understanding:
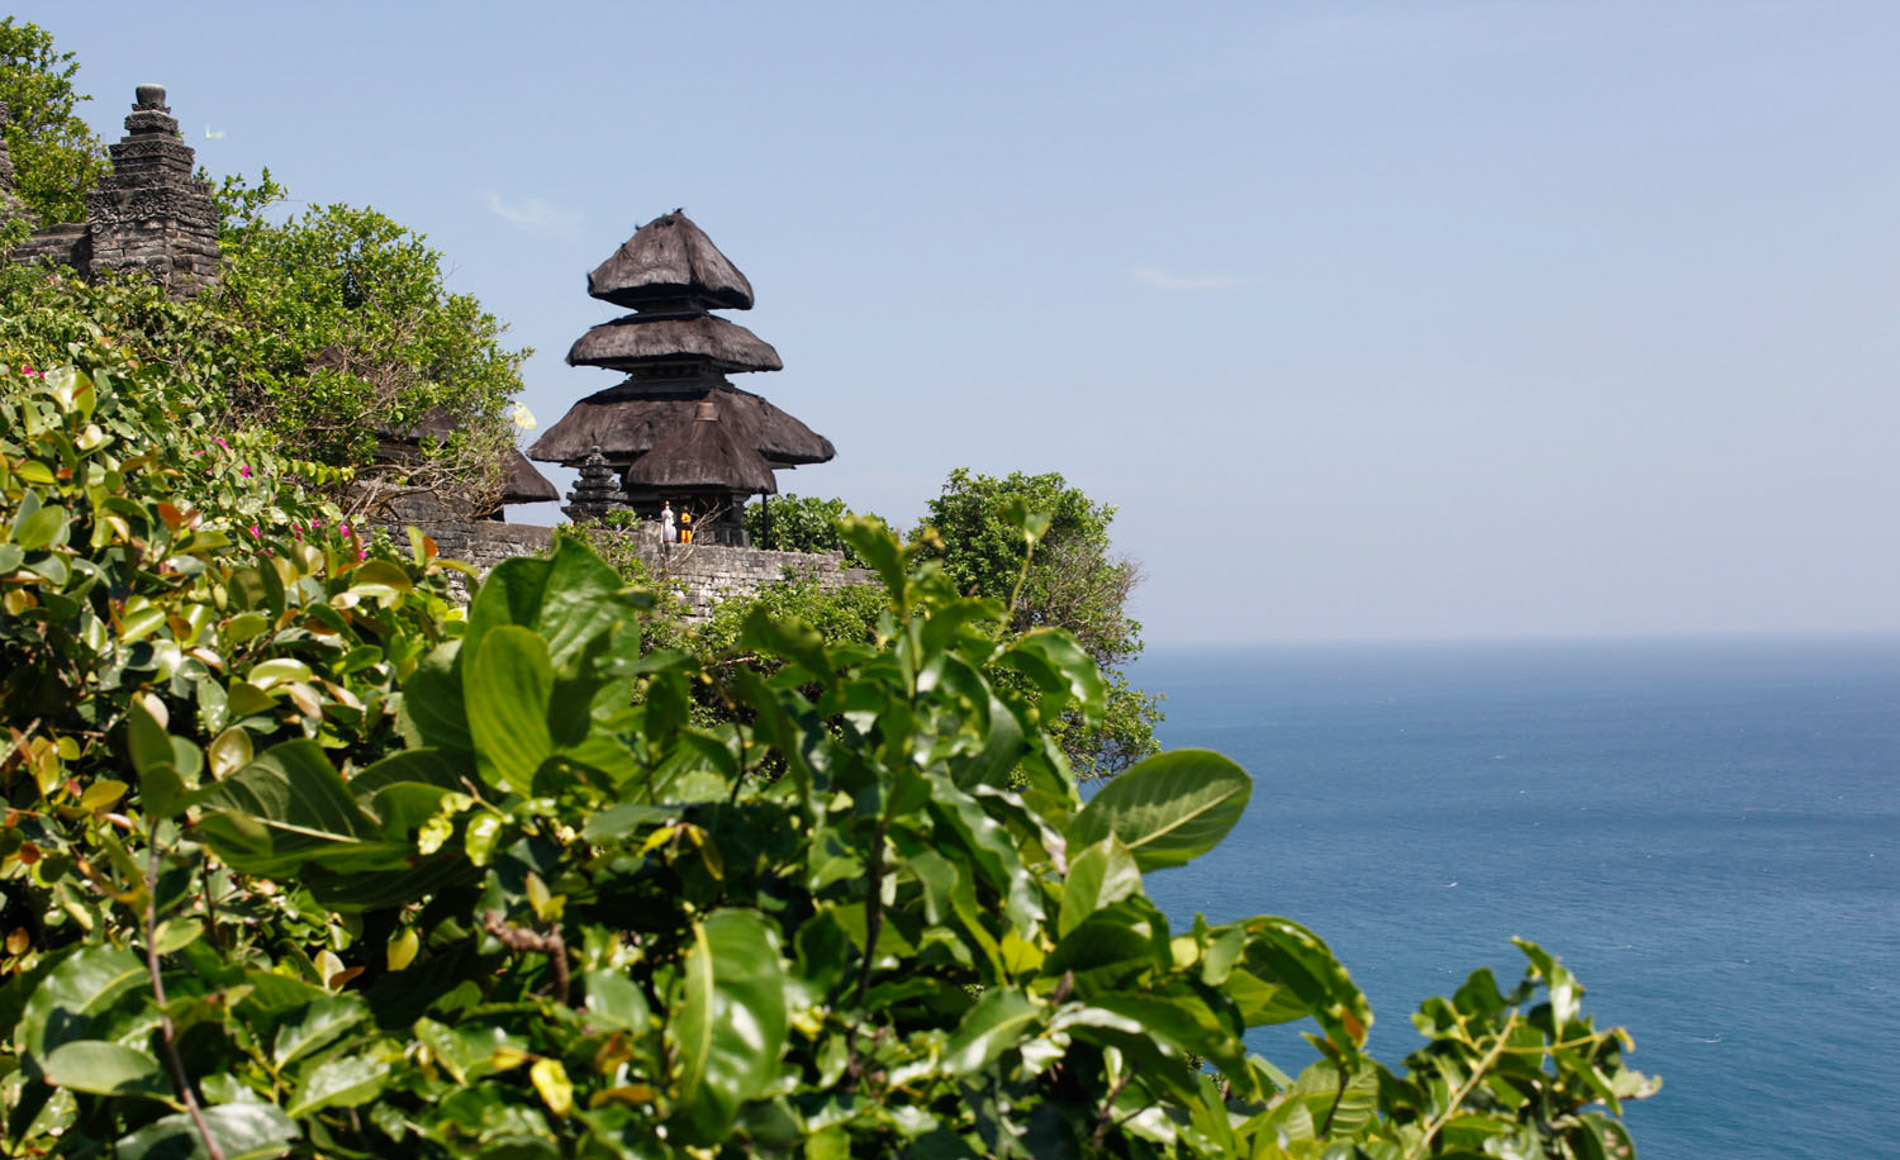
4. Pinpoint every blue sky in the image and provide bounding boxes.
[24,1,1900,642]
